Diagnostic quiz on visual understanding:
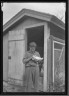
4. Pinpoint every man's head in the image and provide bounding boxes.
[29,42,37,53]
